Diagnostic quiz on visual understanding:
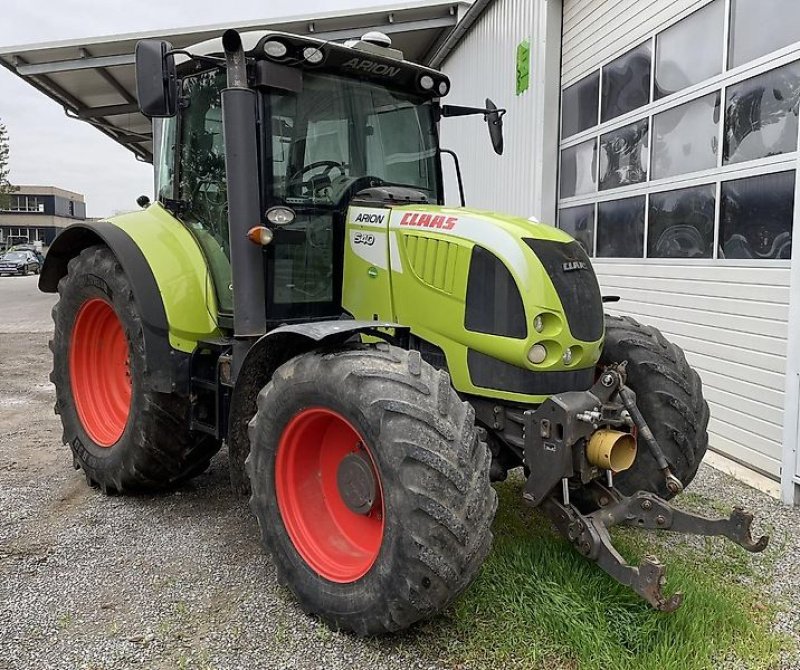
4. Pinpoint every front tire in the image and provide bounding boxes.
[247,344,497,635]
[50,245,220,492]
[600,315,709,498]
